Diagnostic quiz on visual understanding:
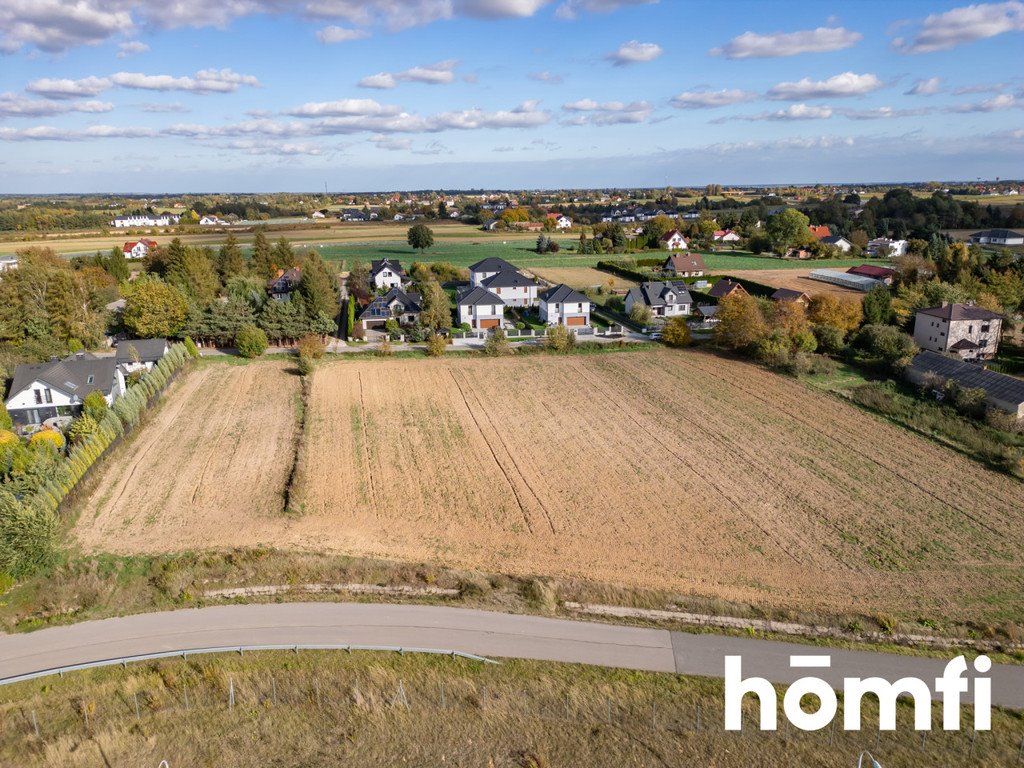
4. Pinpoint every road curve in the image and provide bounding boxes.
[0,603,1021,709]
